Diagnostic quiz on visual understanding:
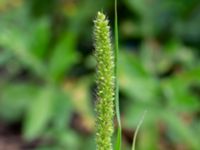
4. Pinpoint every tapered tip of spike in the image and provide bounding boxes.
[97,11,106,21]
